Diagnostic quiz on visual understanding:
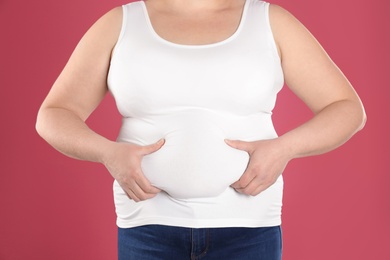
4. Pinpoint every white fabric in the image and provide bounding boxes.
[107,0,284,228]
